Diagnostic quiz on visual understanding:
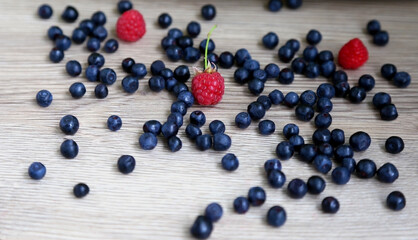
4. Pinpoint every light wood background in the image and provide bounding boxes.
[0,0,417,239]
